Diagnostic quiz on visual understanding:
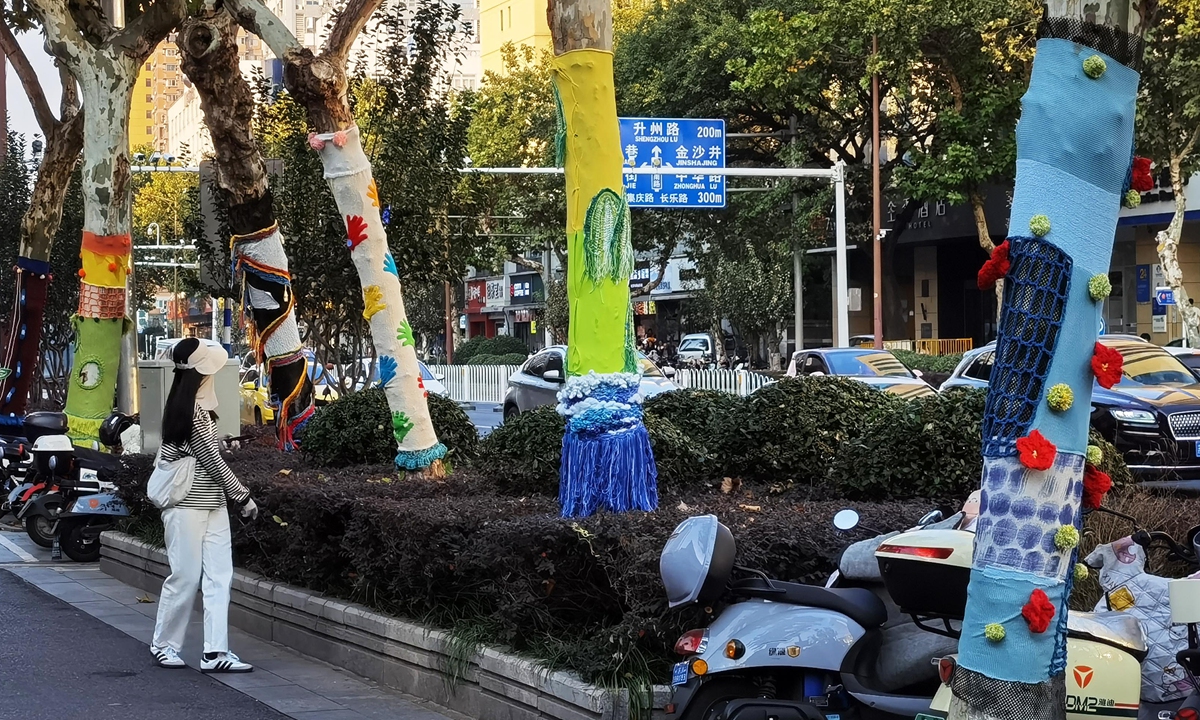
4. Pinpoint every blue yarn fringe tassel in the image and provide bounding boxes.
[557,372,658,518]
